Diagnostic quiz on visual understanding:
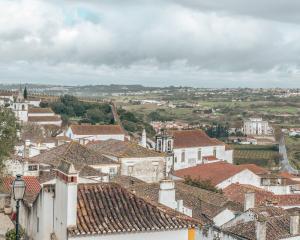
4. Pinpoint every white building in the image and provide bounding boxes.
[12,161,201,240]
[88,139,169,183]
[66,124,125,143]
[27,107,62,126]
[156,130,233,170]
[243,118,271,136]
[12,91,29,123]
